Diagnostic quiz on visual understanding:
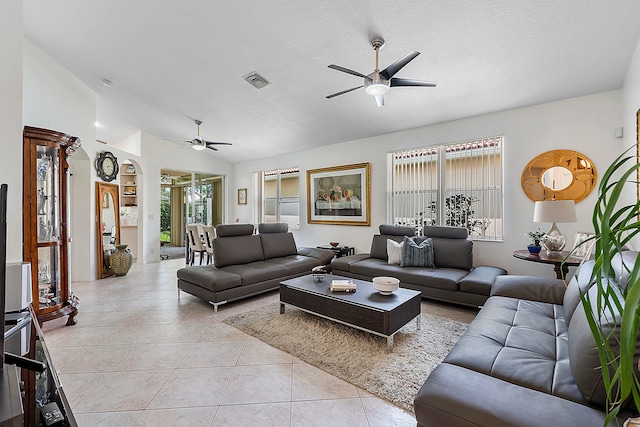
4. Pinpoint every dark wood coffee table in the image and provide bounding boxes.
[280,274,421,352]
